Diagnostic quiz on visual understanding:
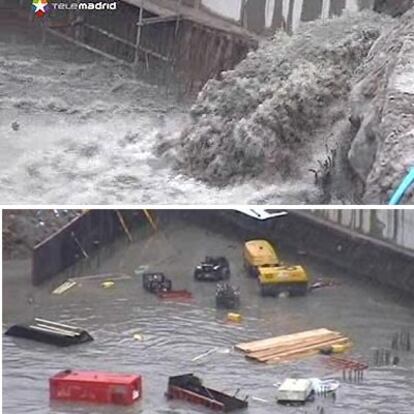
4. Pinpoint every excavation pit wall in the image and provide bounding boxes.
[31,210,149,285]
[30,210,414,298]
[14,0,257,96]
